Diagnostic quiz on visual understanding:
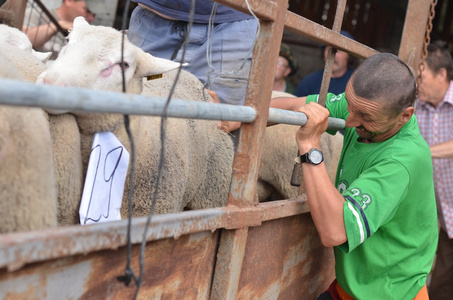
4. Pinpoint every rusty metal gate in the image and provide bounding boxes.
[0,0,434,299]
